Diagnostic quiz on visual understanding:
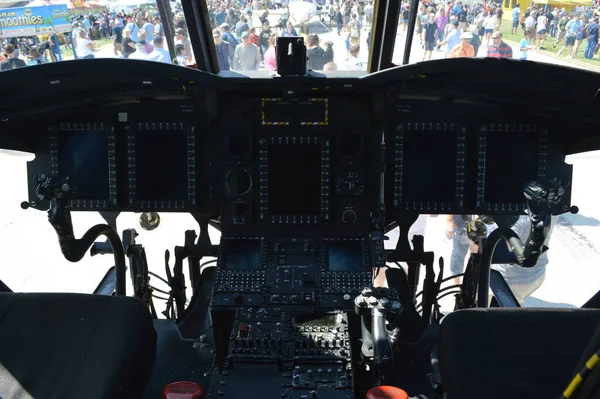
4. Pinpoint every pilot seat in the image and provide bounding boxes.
[438,308,600,399]
[0,292,156,399]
